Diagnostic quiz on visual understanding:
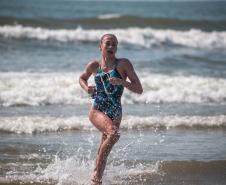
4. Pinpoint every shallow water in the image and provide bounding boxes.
[0,129,226,185]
